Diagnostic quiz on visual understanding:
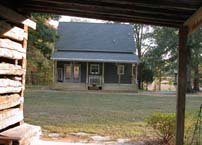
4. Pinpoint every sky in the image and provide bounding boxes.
[49,15,107,29]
